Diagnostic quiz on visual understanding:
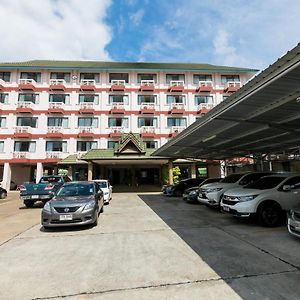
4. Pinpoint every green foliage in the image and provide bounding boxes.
[58,169,68,176]
[162,166,169,185]
[172,166,181,184]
